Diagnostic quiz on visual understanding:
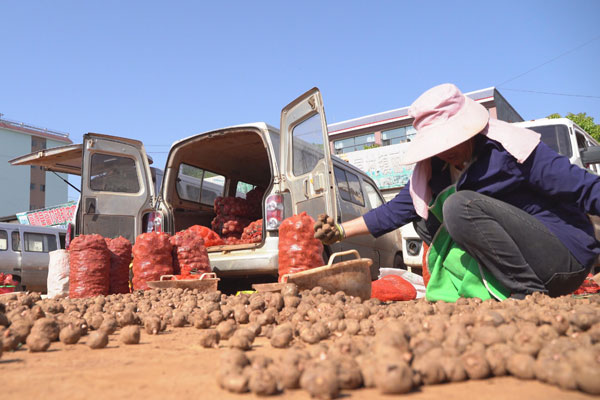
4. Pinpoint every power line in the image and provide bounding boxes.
[497,33,600,87]
[501,88,600,99]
